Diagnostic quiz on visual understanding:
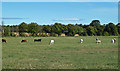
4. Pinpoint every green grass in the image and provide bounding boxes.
[2,36,118,69]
